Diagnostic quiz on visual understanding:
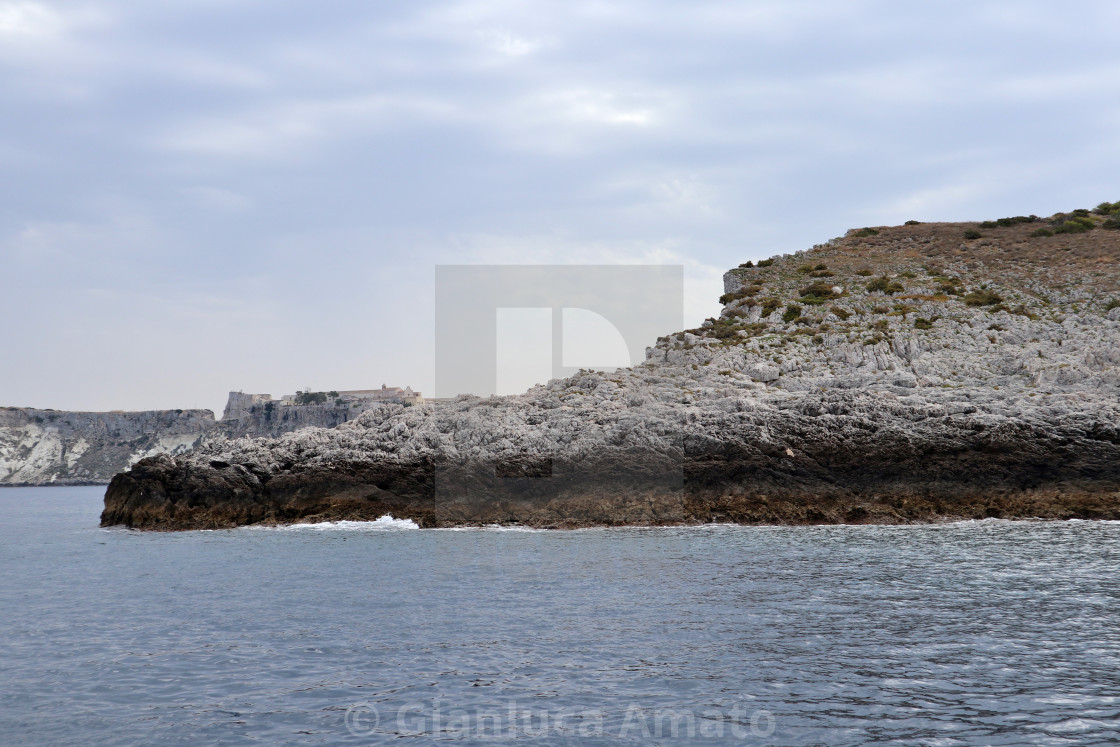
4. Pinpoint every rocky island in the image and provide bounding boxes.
[103,205,1120,529]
